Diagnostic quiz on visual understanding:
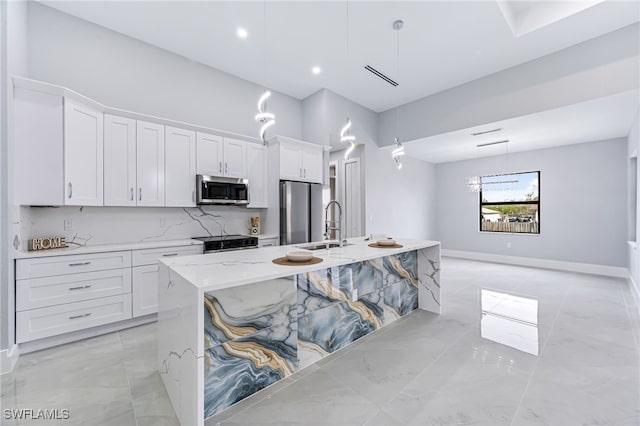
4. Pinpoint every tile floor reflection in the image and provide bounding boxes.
[481,289,539,355]
[1,257,638,425]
